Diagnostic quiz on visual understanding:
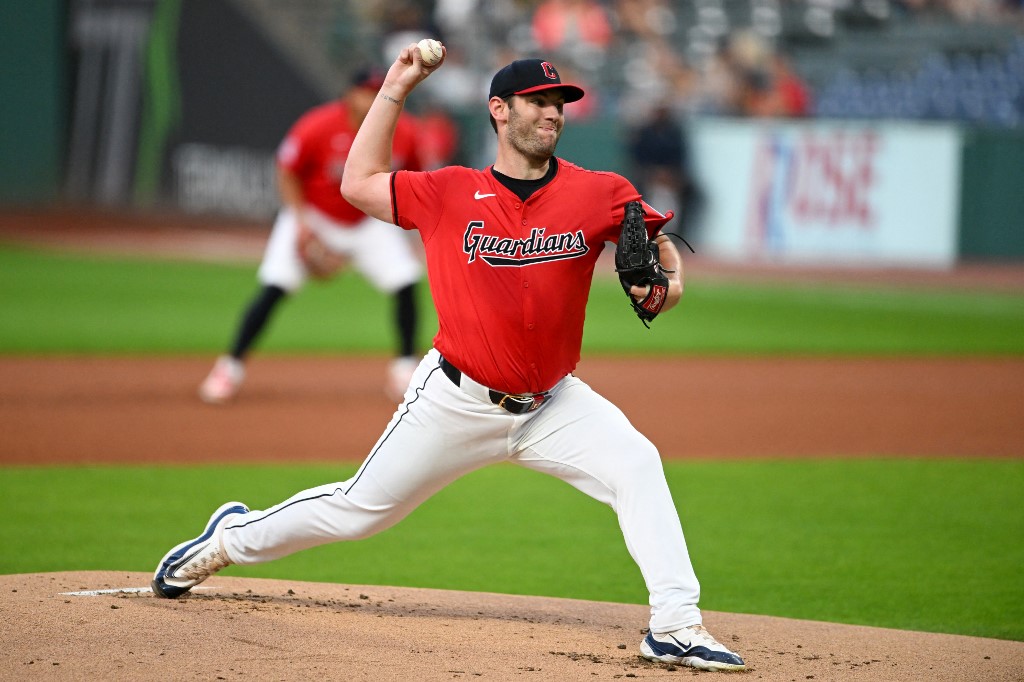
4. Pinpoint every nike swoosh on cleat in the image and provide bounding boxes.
[668,636,693,651]
[474,191,496,199]
[169,546,204,574]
